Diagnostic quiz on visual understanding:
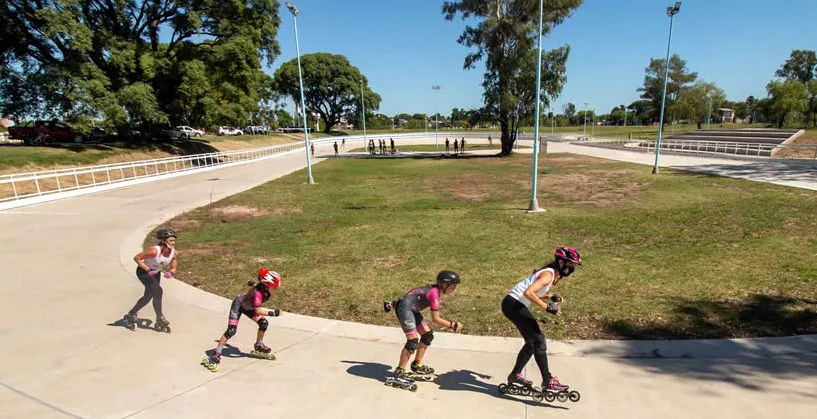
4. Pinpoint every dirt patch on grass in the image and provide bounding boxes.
[510,169,645,207]
[209,205,270,222]
[368,255,407,269]
[425,172,507,202]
